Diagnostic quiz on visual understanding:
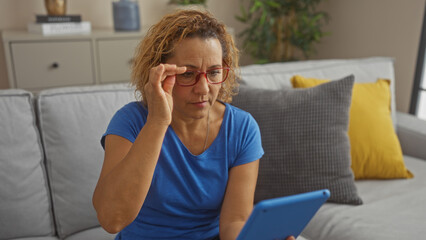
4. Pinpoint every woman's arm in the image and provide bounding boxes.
[219,160,259,240]
[219,159,296,240]
[92,64,185,233]
[92,122,167,233]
